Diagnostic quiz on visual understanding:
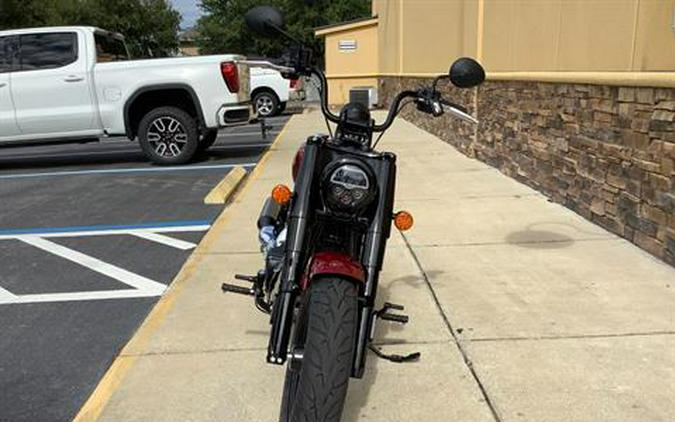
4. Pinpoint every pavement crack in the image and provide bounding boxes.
[401,233,503,422]
[413,236,618,249]
[469,330,675,343]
